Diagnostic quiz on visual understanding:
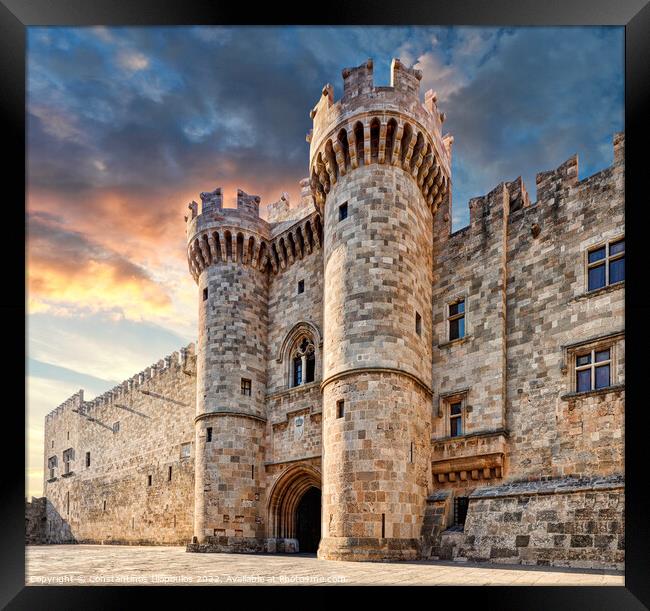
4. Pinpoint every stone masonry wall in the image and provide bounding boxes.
[43,347,196,544]
[426,134,624,568]
[26,497,47,545]
[460,478,624,570]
